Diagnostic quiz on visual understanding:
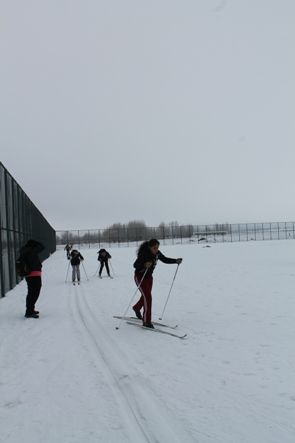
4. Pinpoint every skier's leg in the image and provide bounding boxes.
[25,277,34,314]
[72,266,76,282]
[133,274,153,324]
[25,277,41,314]
[30,277,42,311]
[140,276,153,324]
[132,273,144,314]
